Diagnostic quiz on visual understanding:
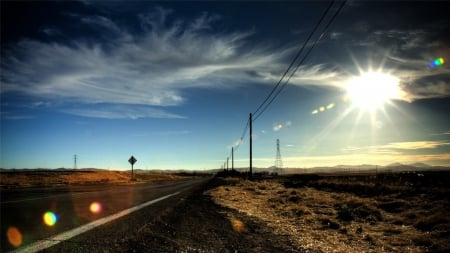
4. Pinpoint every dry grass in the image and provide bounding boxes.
[209,173,450,253]
[0,170,186,188]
